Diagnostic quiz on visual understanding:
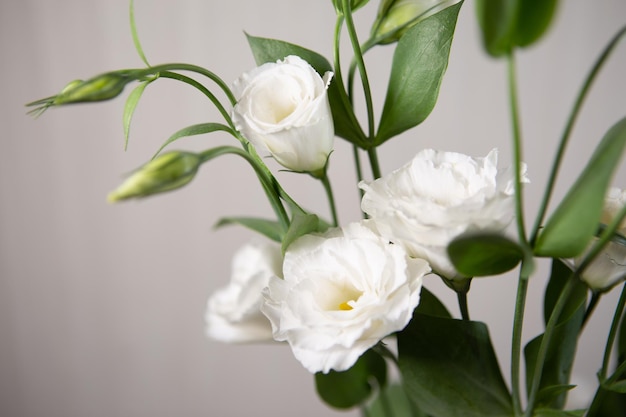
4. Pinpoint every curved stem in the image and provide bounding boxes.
[506,51,528,246]
[524,275,578,417]
[511,270,530,417]
[320,174,339,227]
[367,147,382,179]
[341,0,376,141]
[530,25,626,245]
[158,72,235,130]
[599,283,626,381]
